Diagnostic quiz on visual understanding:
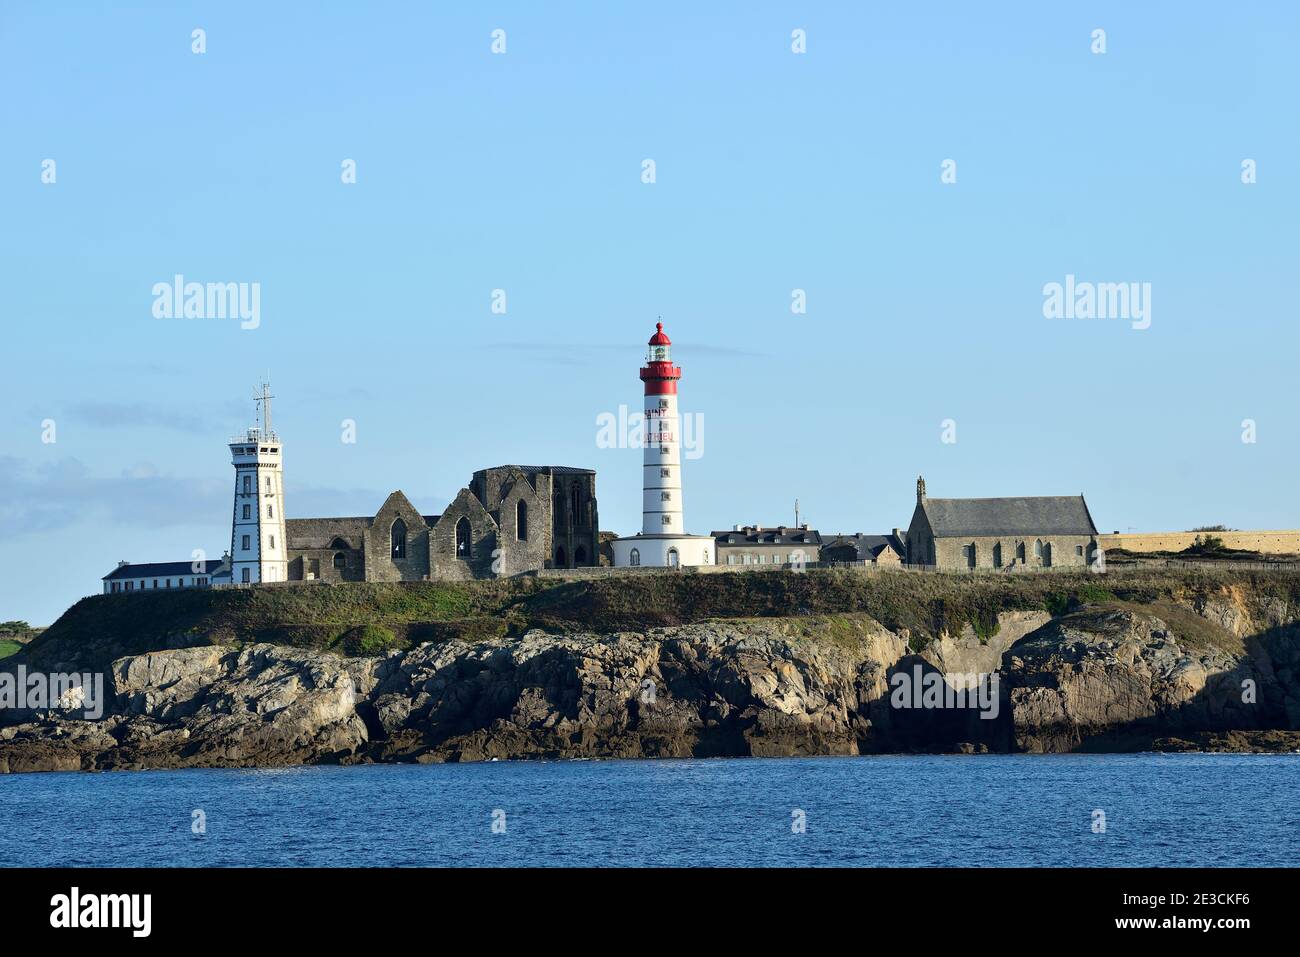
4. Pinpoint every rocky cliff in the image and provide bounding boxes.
[5,576,1300,772]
